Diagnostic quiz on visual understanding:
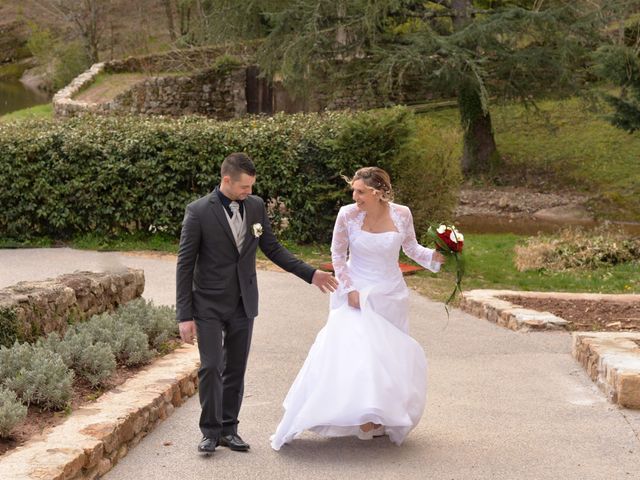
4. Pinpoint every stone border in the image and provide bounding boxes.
[459,289,569,331]
[460,289,640,332]
[53,63,106,117]
[572,333,640,409]
[0,344,199,480]
[460,289,640,409]
[0,269,145,344]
